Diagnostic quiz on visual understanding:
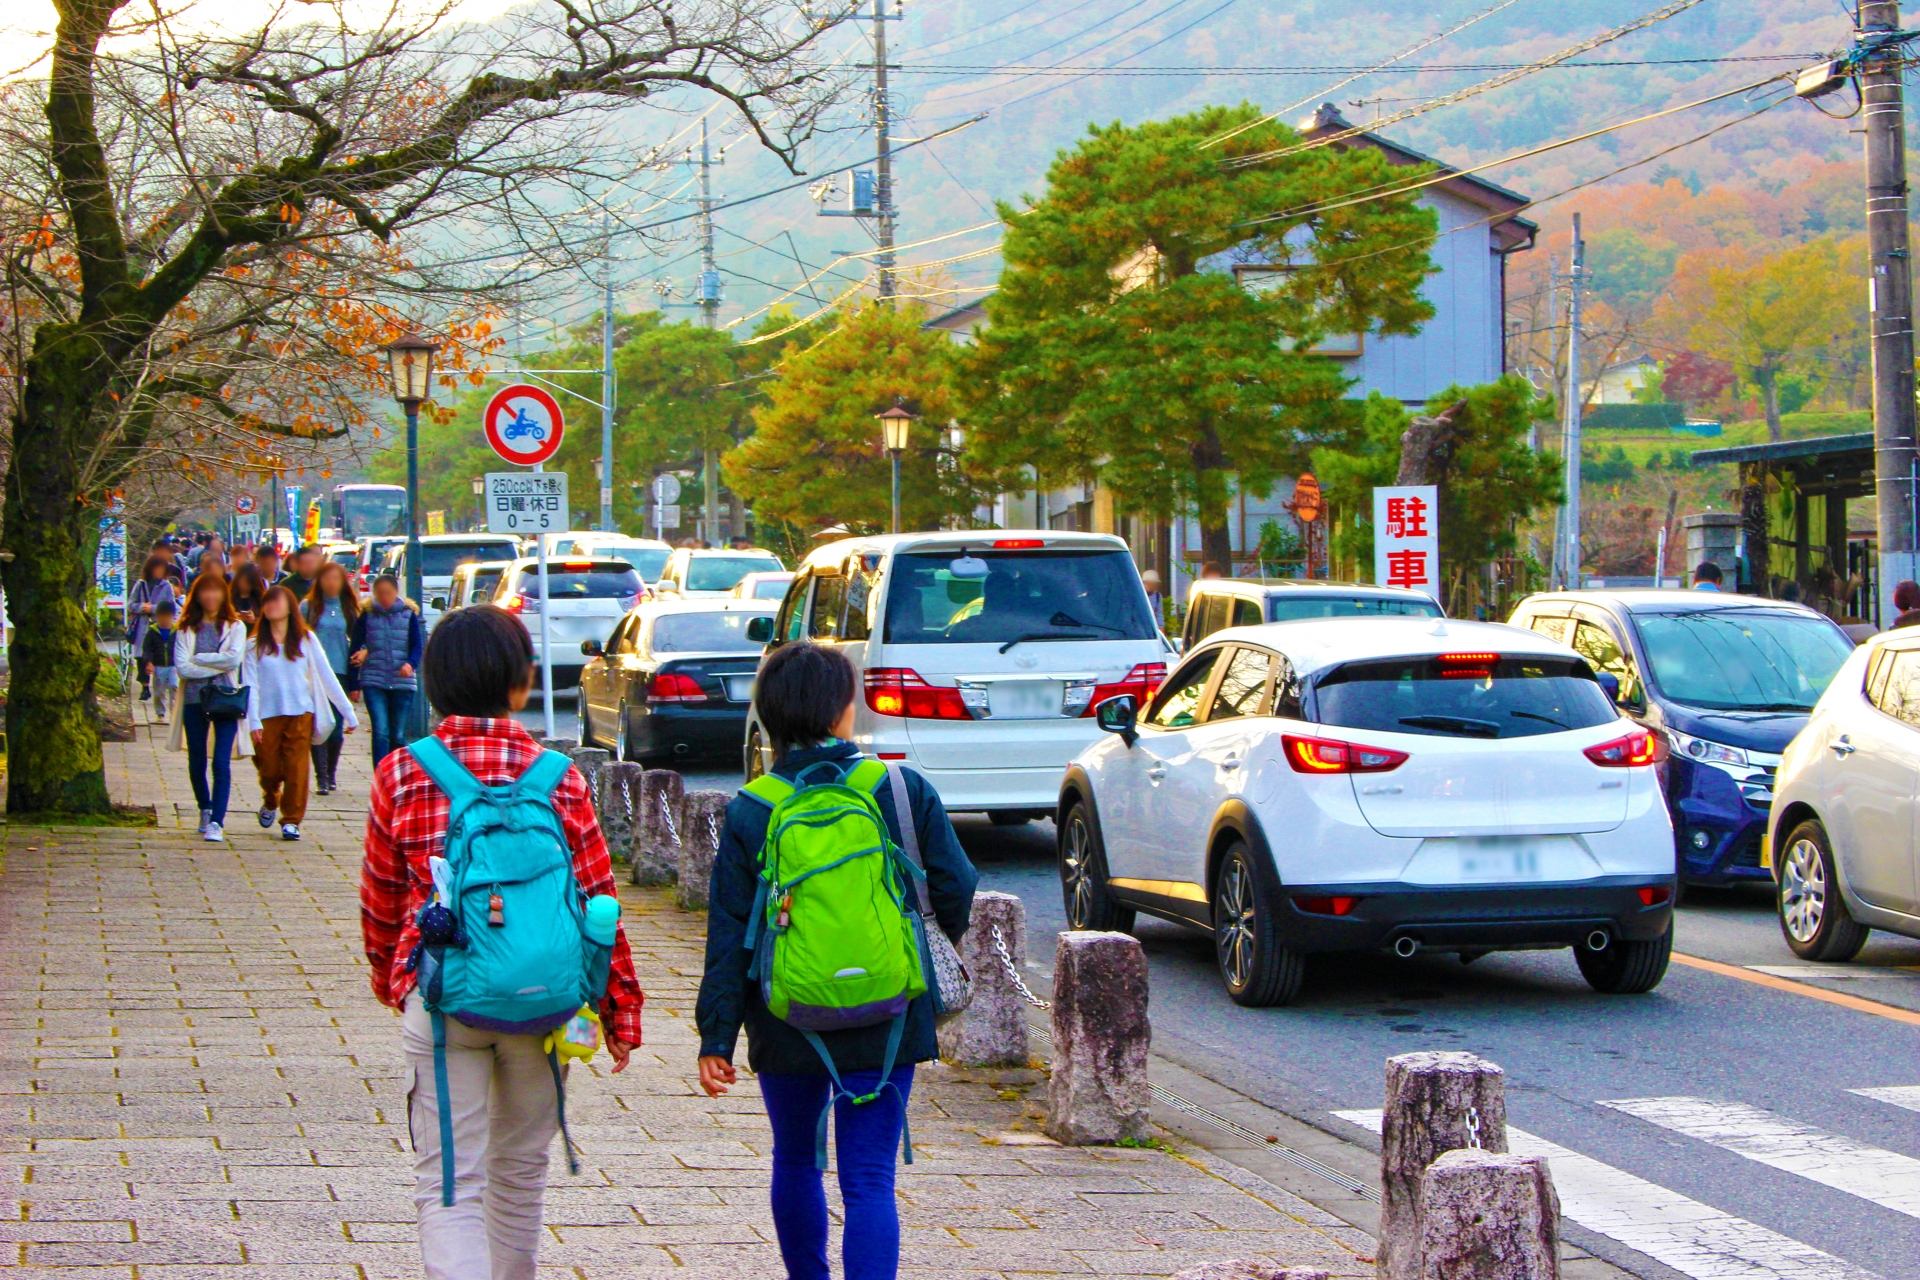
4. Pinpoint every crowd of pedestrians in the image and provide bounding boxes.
[148,531,420,844]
